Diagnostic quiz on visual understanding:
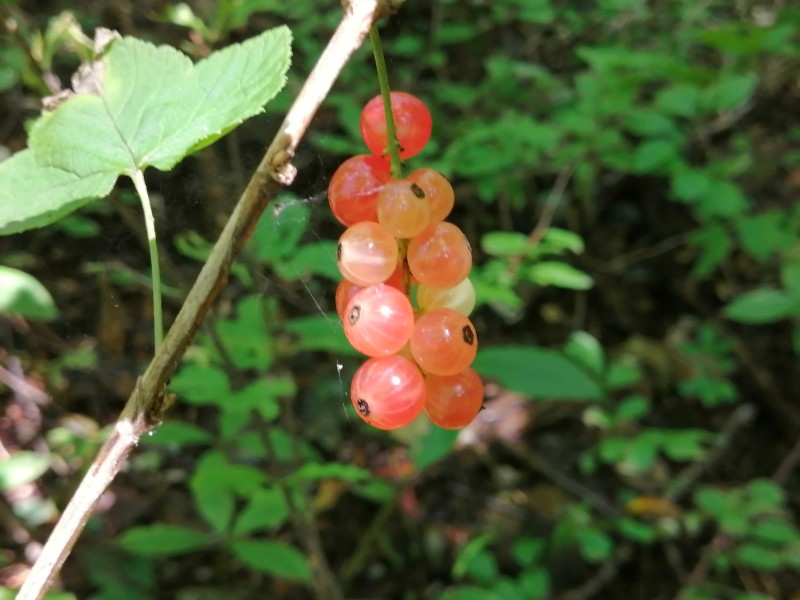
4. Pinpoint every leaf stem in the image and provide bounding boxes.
[131,170,163,351]
[369,26,403,179]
